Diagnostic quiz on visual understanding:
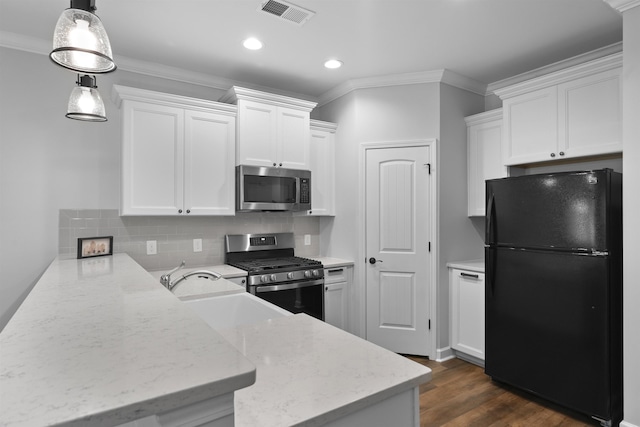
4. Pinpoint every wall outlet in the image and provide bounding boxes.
[304,234,311,245]
[193,238,202,253]
[146,240,157,255]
